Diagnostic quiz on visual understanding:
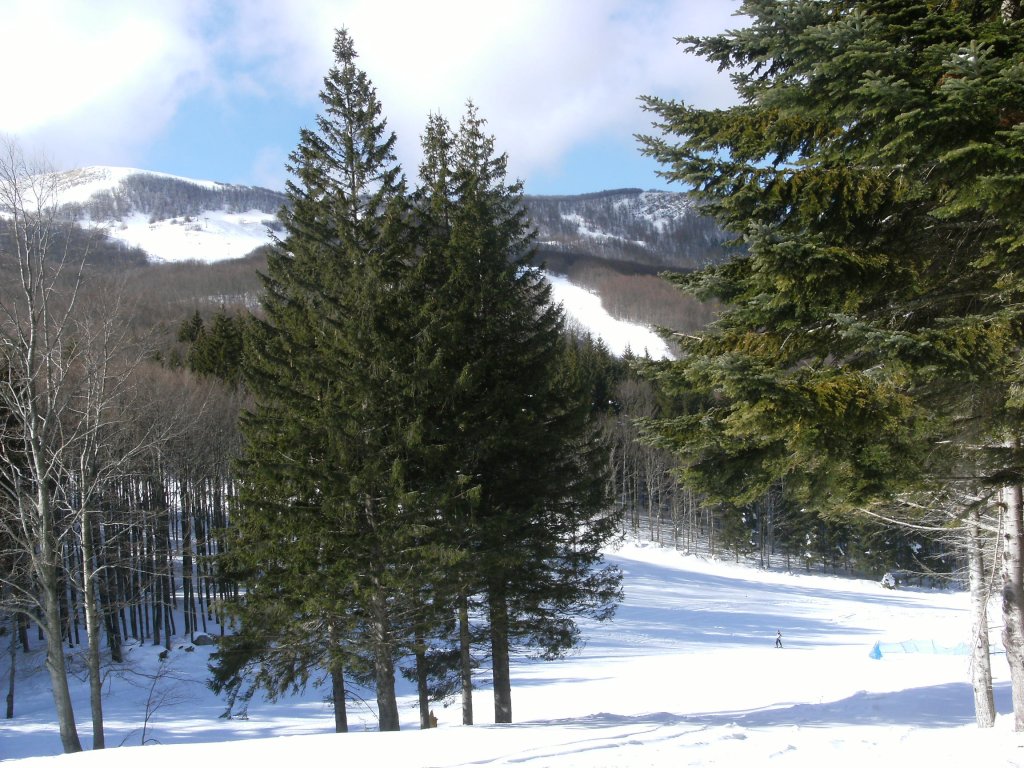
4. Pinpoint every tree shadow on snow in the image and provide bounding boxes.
[521,680,1011,732]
